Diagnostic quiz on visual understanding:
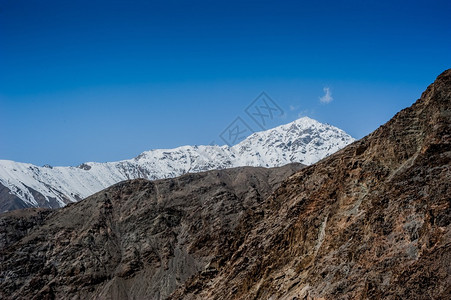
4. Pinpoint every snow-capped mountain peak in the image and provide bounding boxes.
[0,116,355,212]
[232,116,353,166]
